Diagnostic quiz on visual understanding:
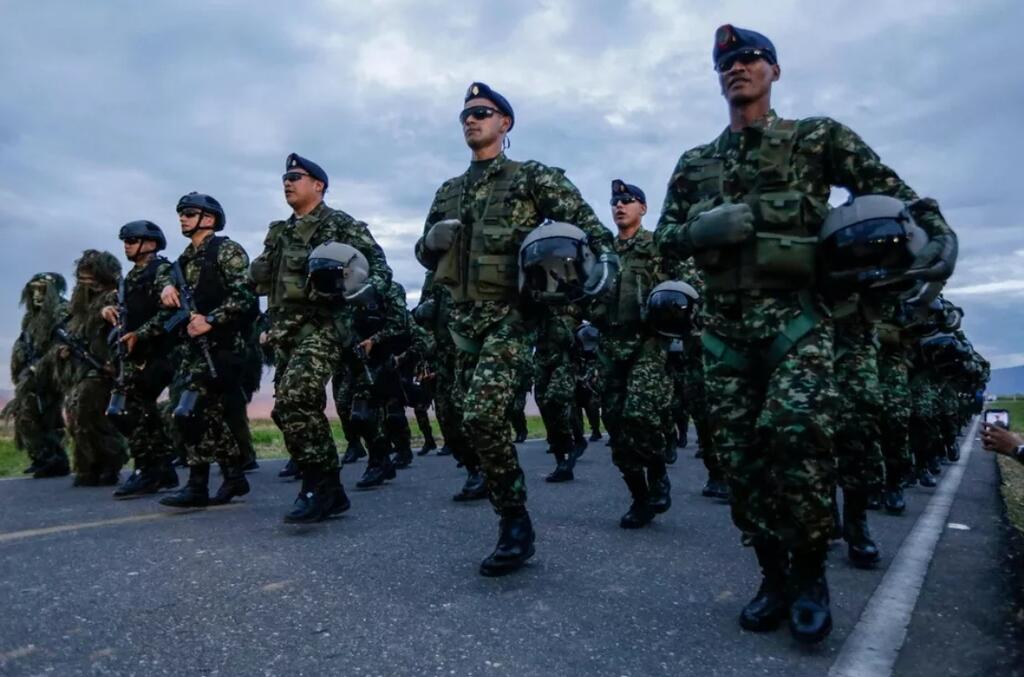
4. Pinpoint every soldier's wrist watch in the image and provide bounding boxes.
[204,314,216,326]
